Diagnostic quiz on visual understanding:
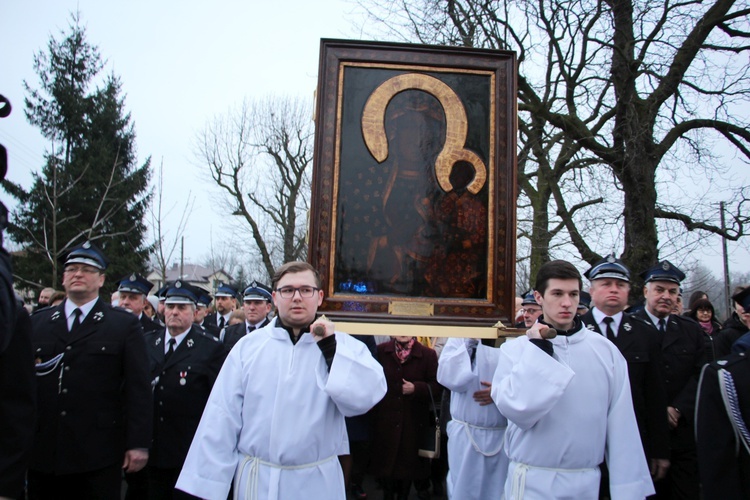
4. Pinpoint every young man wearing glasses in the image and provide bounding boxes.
[176,261,387,500]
